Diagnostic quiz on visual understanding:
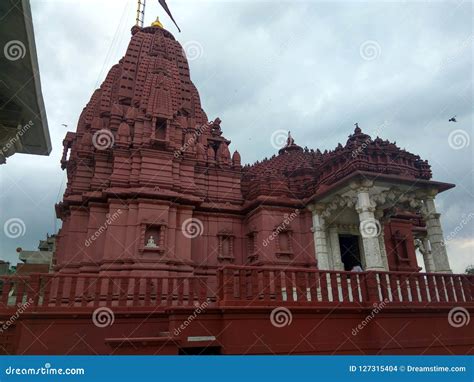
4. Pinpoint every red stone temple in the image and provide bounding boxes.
[1,21,472,355]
